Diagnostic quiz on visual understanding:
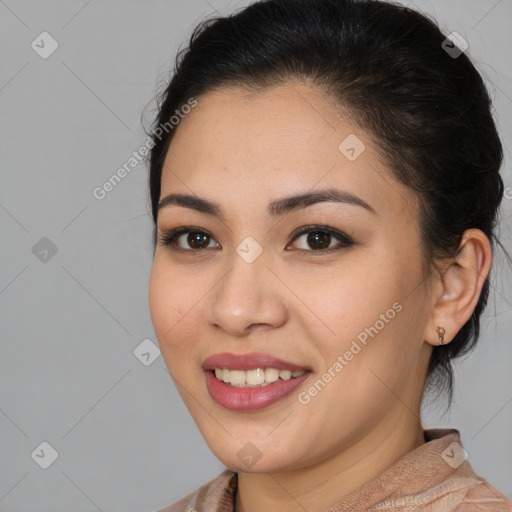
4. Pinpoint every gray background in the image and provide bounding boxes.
[1,0,511,511]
